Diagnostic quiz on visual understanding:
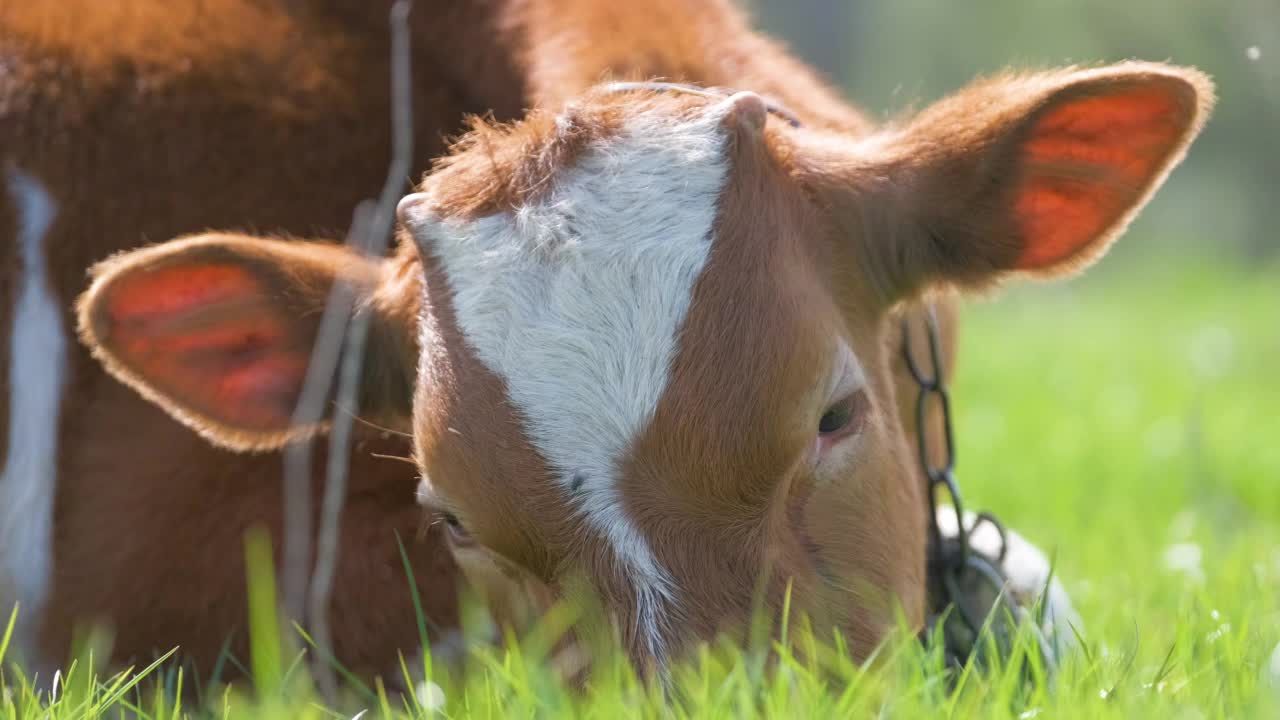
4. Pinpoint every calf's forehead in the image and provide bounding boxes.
[412,107,732,477]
